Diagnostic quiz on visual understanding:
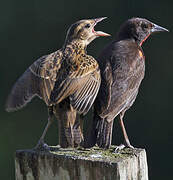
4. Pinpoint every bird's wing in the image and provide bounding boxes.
[50,55,101,115]
[95,60,113,114]
[29,51,61,81]
[6,50,62,111]
[105,57,144,118]
[97,41,145,118]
